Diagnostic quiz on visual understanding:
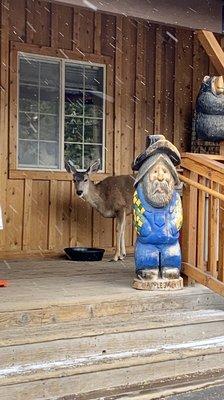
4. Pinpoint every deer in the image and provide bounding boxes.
[65,159,135,261]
